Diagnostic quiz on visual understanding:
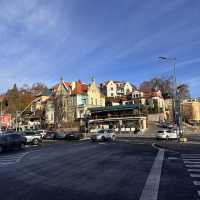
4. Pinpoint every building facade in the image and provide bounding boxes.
[88,78,105,108]
[182,99,200,125]
[100,80,135,98]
